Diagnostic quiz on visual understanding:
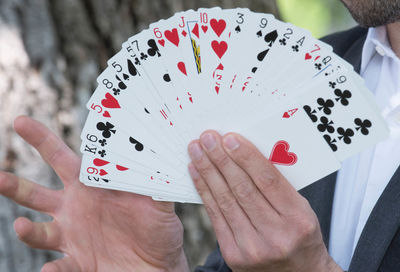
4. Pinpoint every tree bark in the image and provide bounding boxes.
[0,0,279,270]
